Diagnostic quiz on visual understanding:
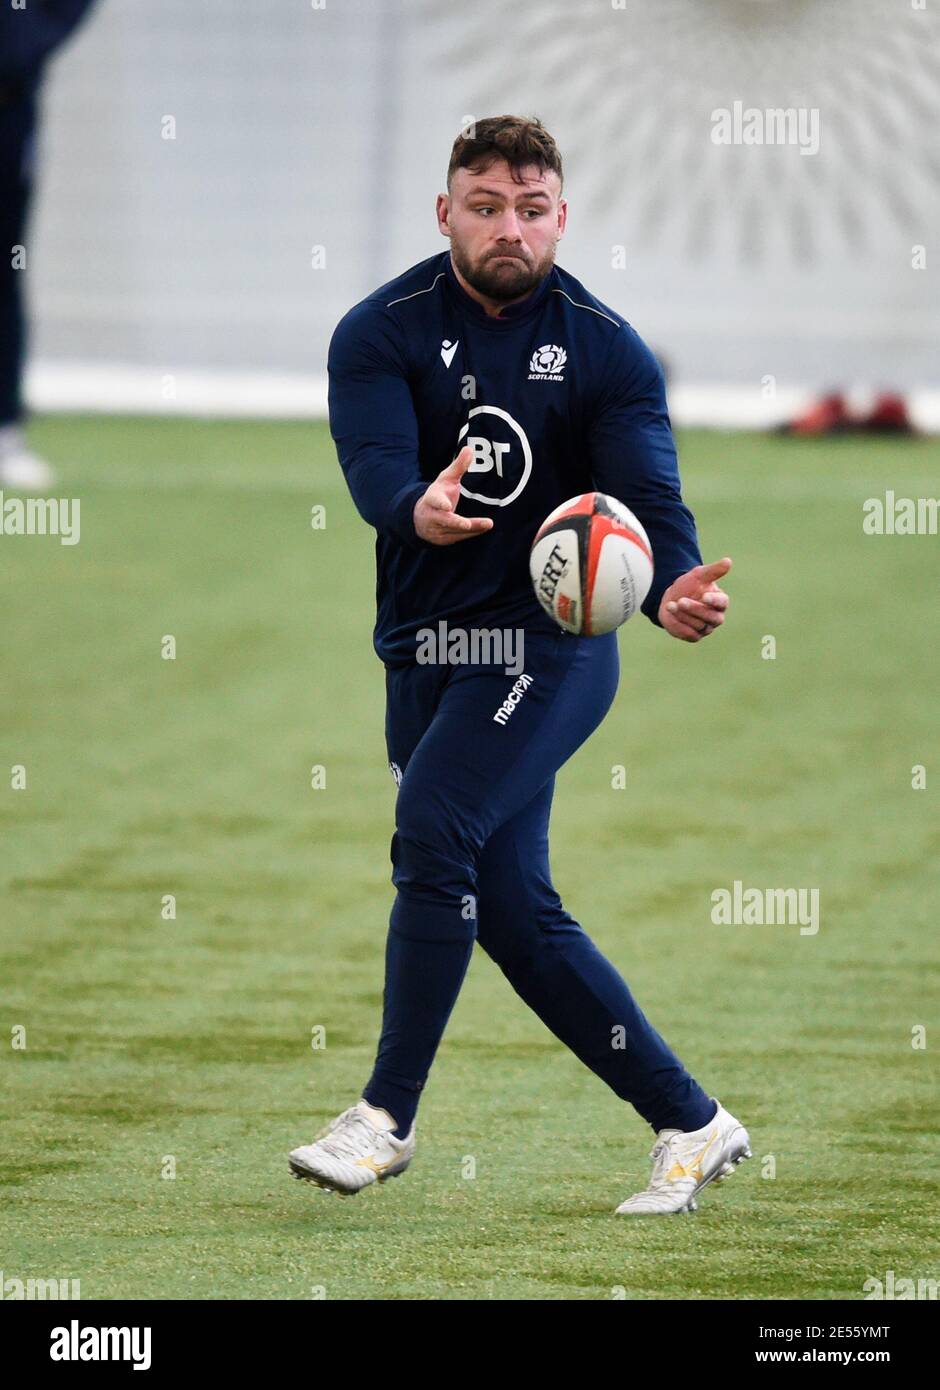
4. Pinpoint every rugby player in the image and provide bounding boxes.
[290,116,749,1215]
